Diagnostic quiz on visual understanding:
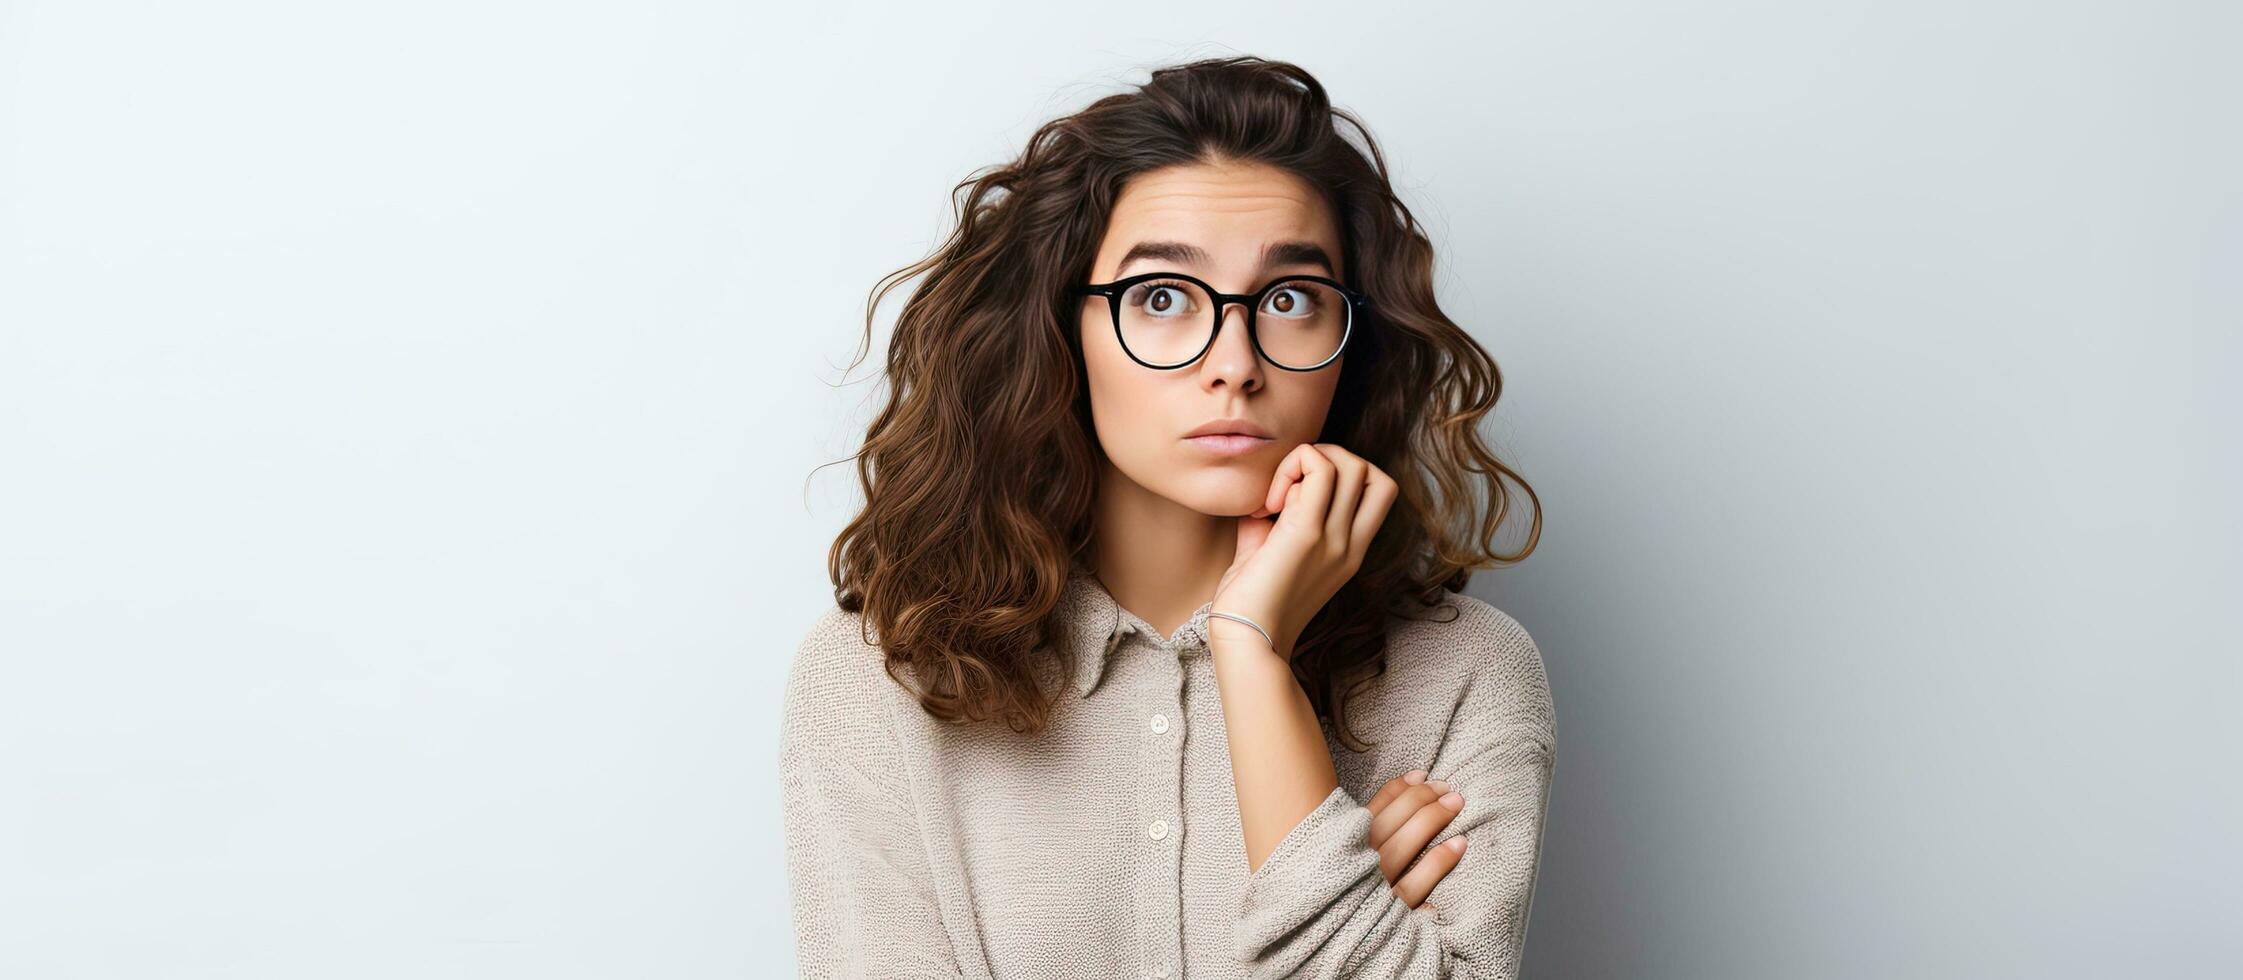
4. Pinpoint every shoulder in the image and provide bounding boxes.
[785,605,884,696]
[780,606,920,755]
[1384,589,1556,738]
